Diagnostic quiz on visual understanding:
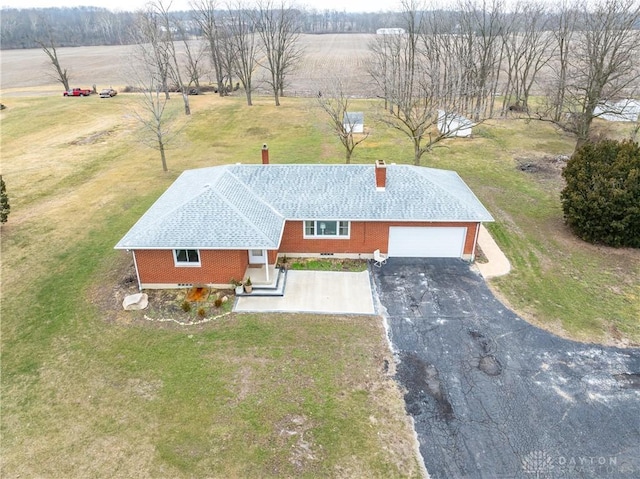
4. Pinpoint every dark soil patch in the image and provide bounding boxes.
[515,154,569,178]
[474,245,488,264]
[70,129,113,145]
